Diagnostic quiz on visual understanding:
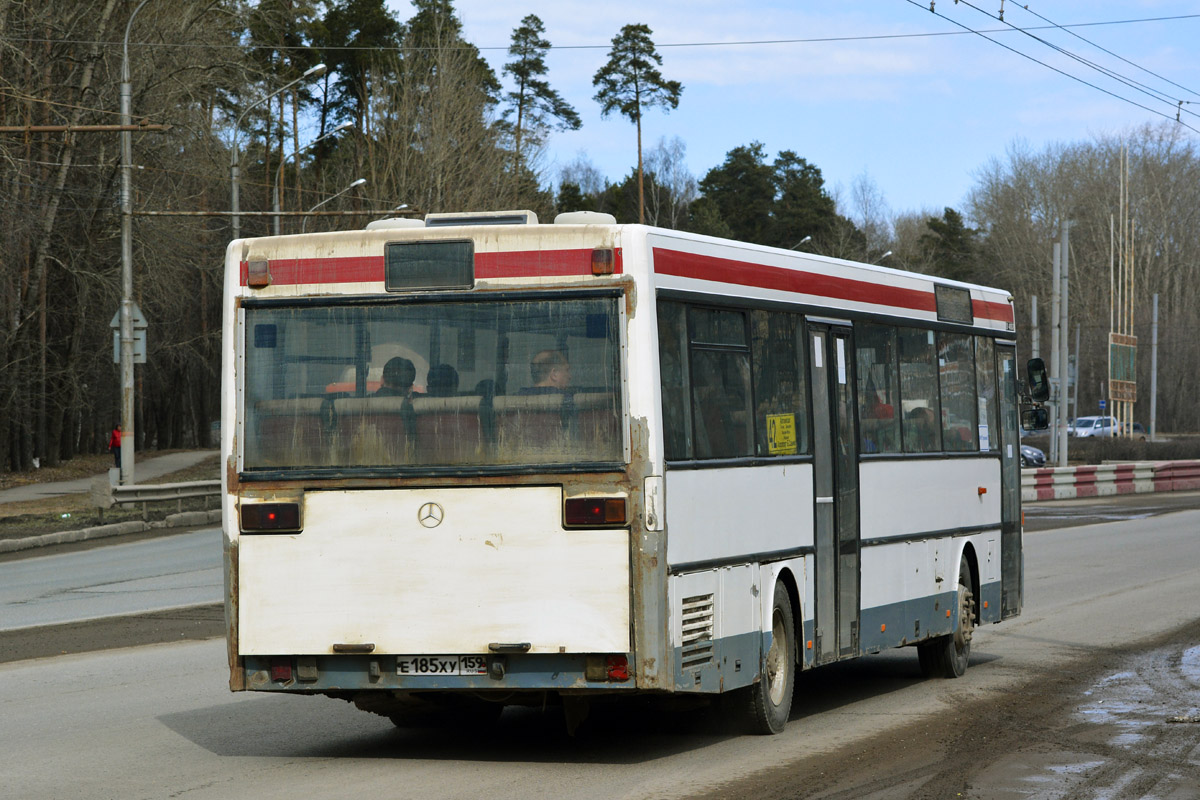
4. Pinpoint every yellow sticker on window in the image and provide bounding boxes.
[766,413,798,455]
